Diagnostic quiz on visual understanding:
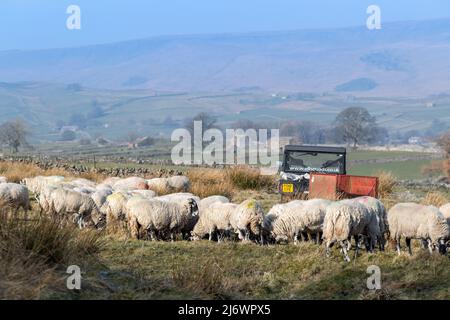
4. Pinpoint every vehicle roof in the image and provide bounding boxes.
[283,145,347,154]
